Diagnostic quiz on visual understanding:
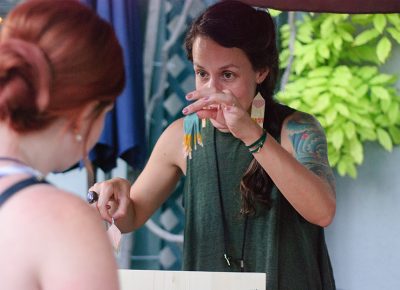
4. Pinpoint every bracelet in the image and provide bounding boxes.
[246,130,267,154]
